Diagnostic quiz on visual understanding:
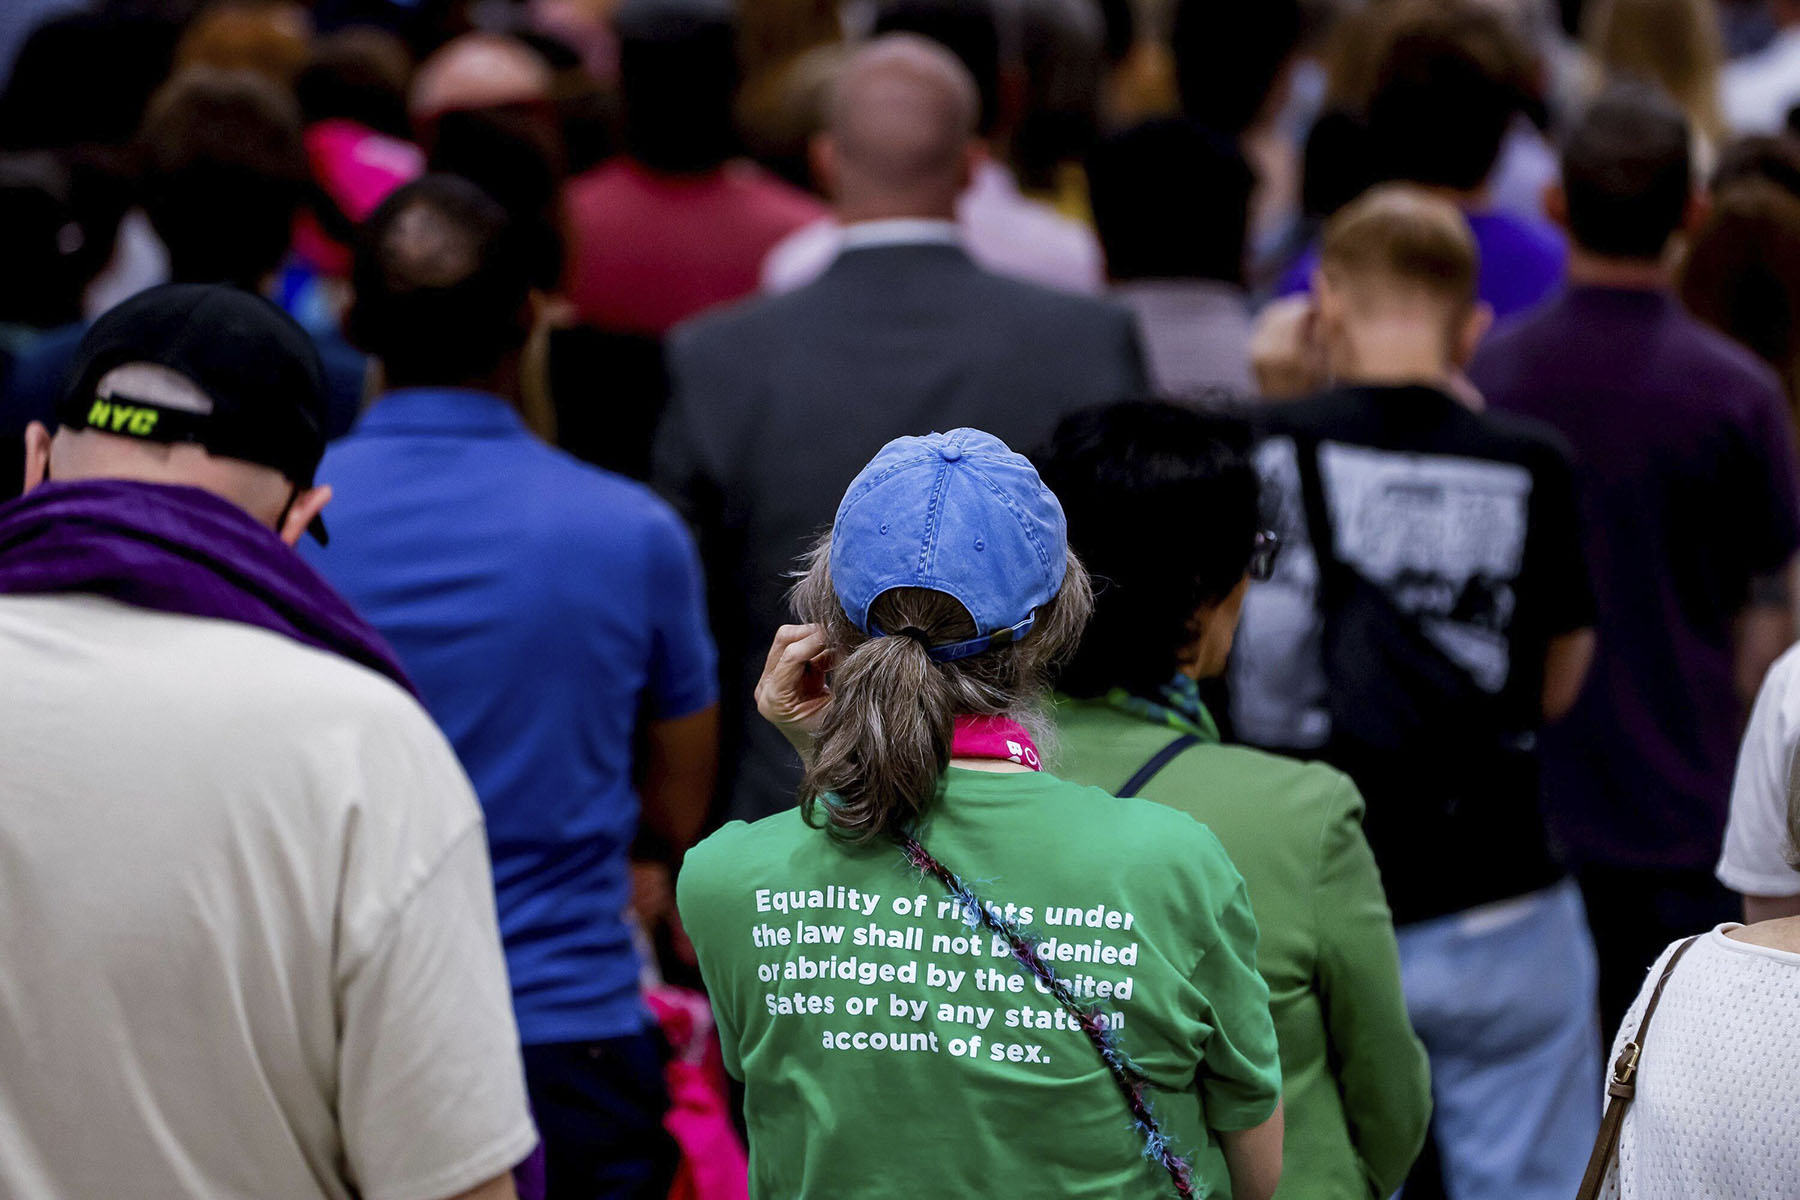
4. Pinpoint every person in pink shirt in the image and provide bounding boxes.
[293,29,425,278]
[562,0,826,335]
